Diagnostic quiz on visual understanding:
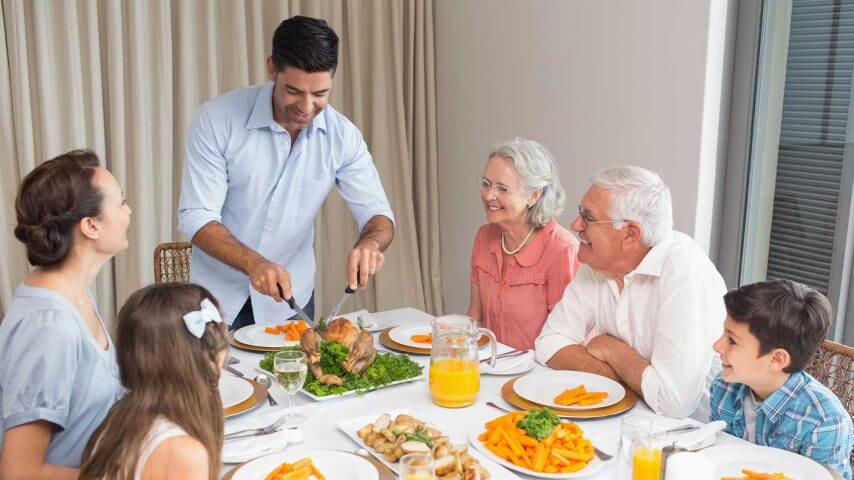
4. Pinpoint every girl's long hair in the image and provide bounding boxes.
[80,283,227,480]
